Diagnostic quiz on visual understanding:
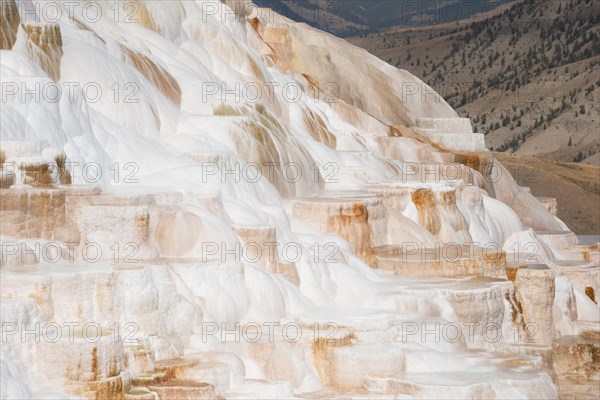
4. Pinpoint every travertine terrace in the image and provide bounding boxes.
[0,1,598,399]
